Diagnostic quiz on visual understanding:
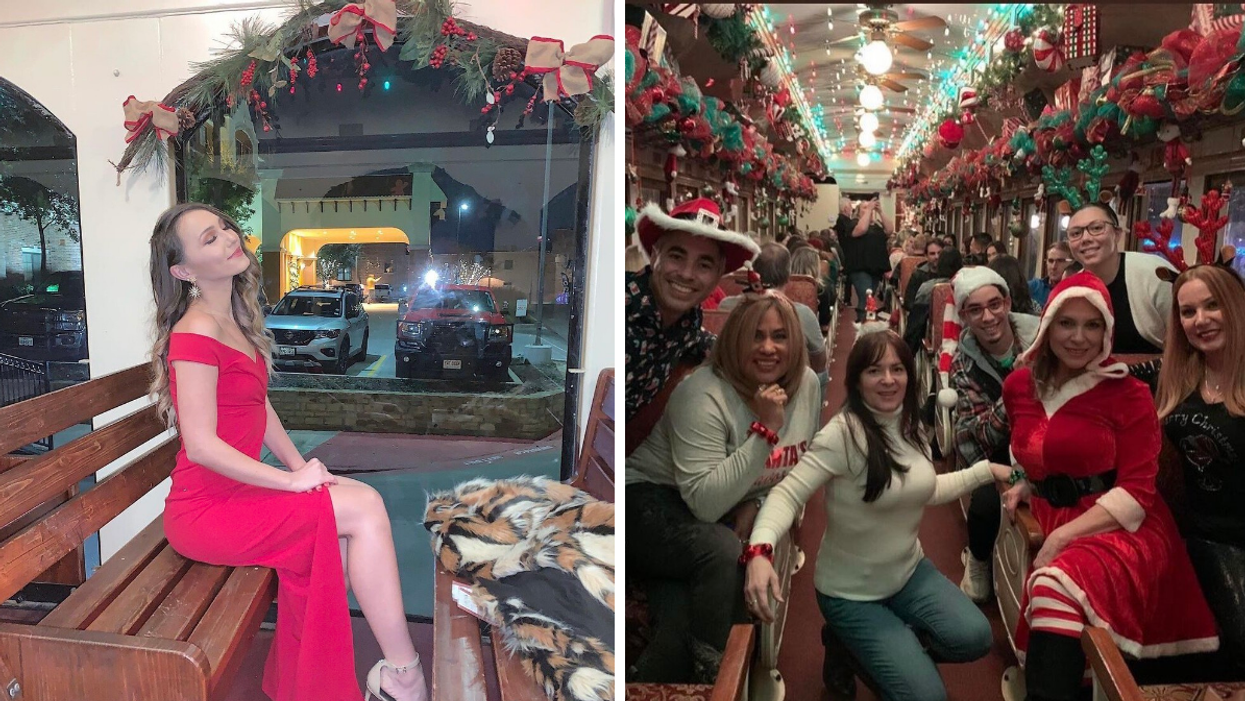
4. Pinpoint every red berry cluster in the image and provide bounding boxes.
[305,49,318,78]
[430,44,449,68]
[288,62,300,95]
[440,17,475,41]
[354,39,372,90]
[240,60,257,88]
